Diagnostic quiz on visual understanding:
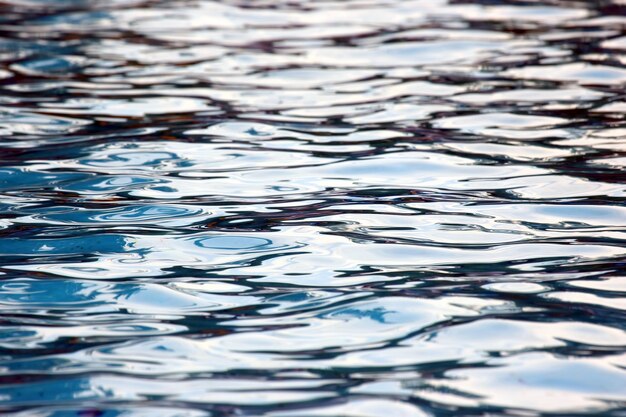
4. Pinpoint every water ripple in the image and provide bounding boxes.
[0,0,625,416]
